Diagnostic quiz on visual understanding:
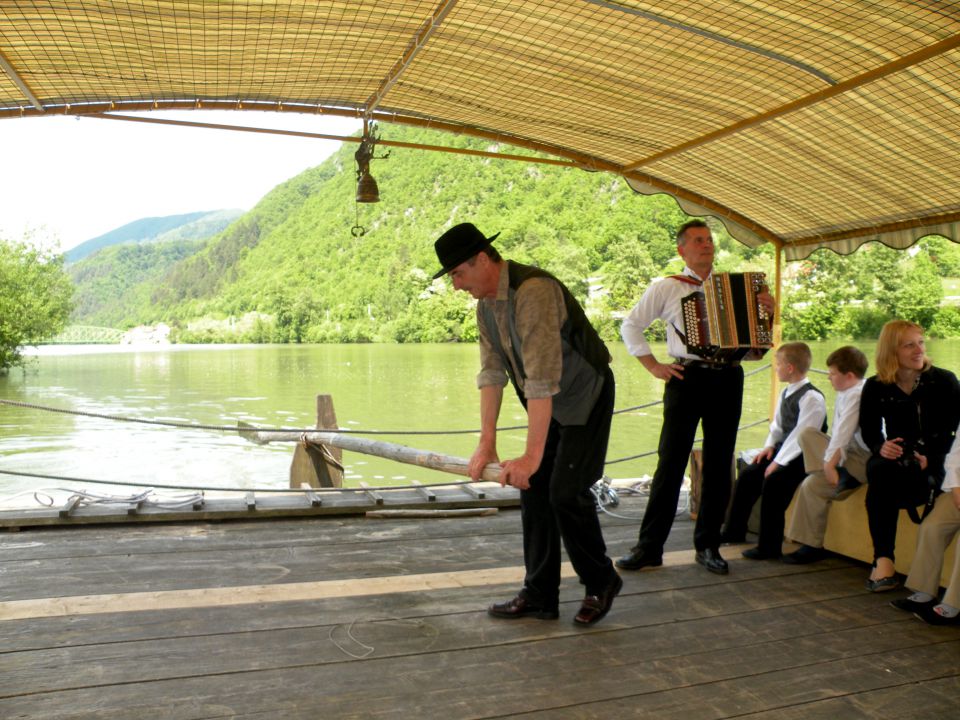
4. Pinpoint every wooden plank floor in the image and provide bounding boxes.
[1,496,958,719]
